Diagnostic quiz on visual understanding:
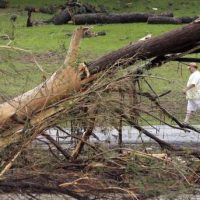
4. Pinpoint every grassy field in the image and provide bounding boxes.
[8,0,200,16]
[0,0,199,123]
